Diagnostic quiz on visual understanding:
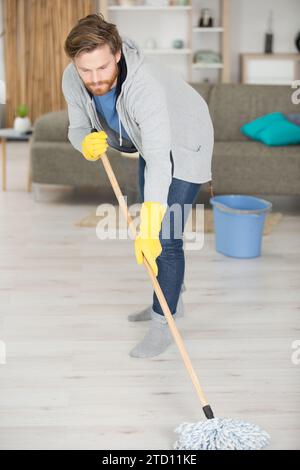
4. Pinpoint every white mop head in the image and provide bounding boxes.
[173,417,270,450]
